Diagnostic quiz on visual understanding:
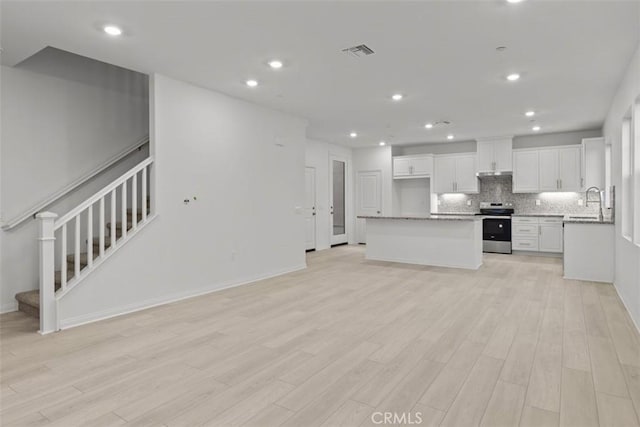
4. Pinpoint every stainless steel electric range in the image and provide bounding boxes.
[475,202,515,254]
